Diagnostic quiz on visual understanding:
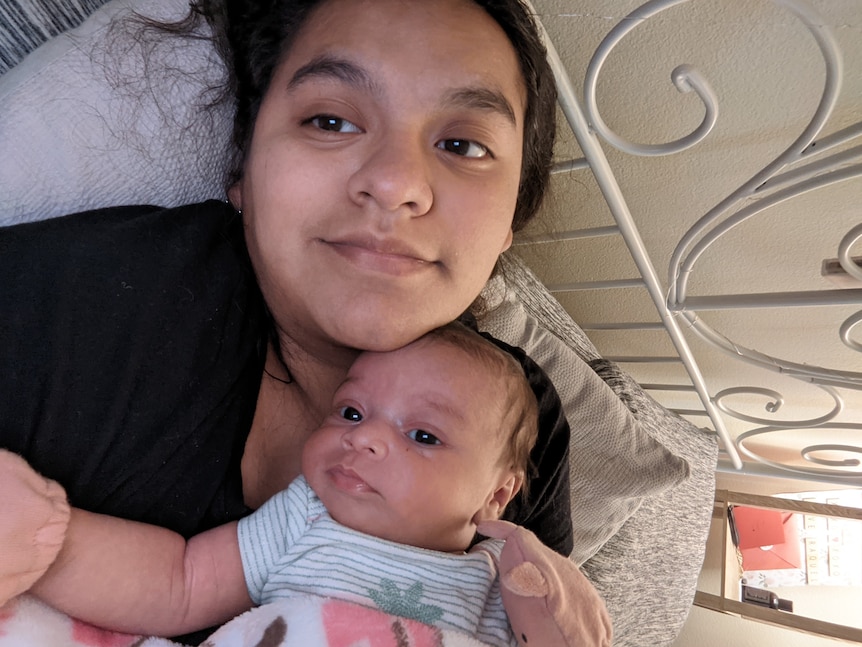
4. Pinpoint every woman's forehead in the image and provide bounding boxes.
[279,0,527,114]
